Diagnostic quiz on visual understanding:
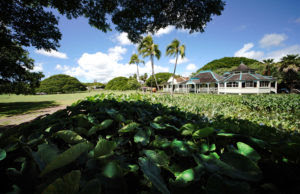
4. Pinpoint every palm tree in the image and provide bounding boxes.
[262,58,274,76]
[279,54,300,91]
[129,53,144,83]
[166,39,186,95]
[138,35,161,90]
